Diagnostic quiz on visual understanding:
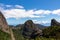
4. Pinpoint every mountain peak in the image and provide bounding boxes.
[22,20,42,39]
[51,19,60,26]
